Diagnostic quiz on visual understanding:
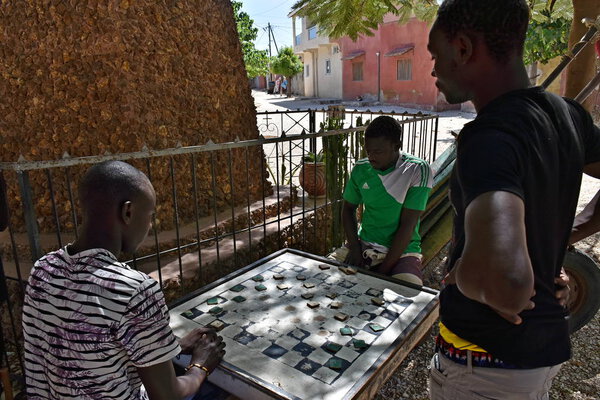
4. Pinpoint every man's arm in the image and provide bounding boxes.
[449,191,534,324]
[378,208,422,274]
[138,360,206,400]
[570,161,600,244]
[342,200,364,267]
[138,328,225,400]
